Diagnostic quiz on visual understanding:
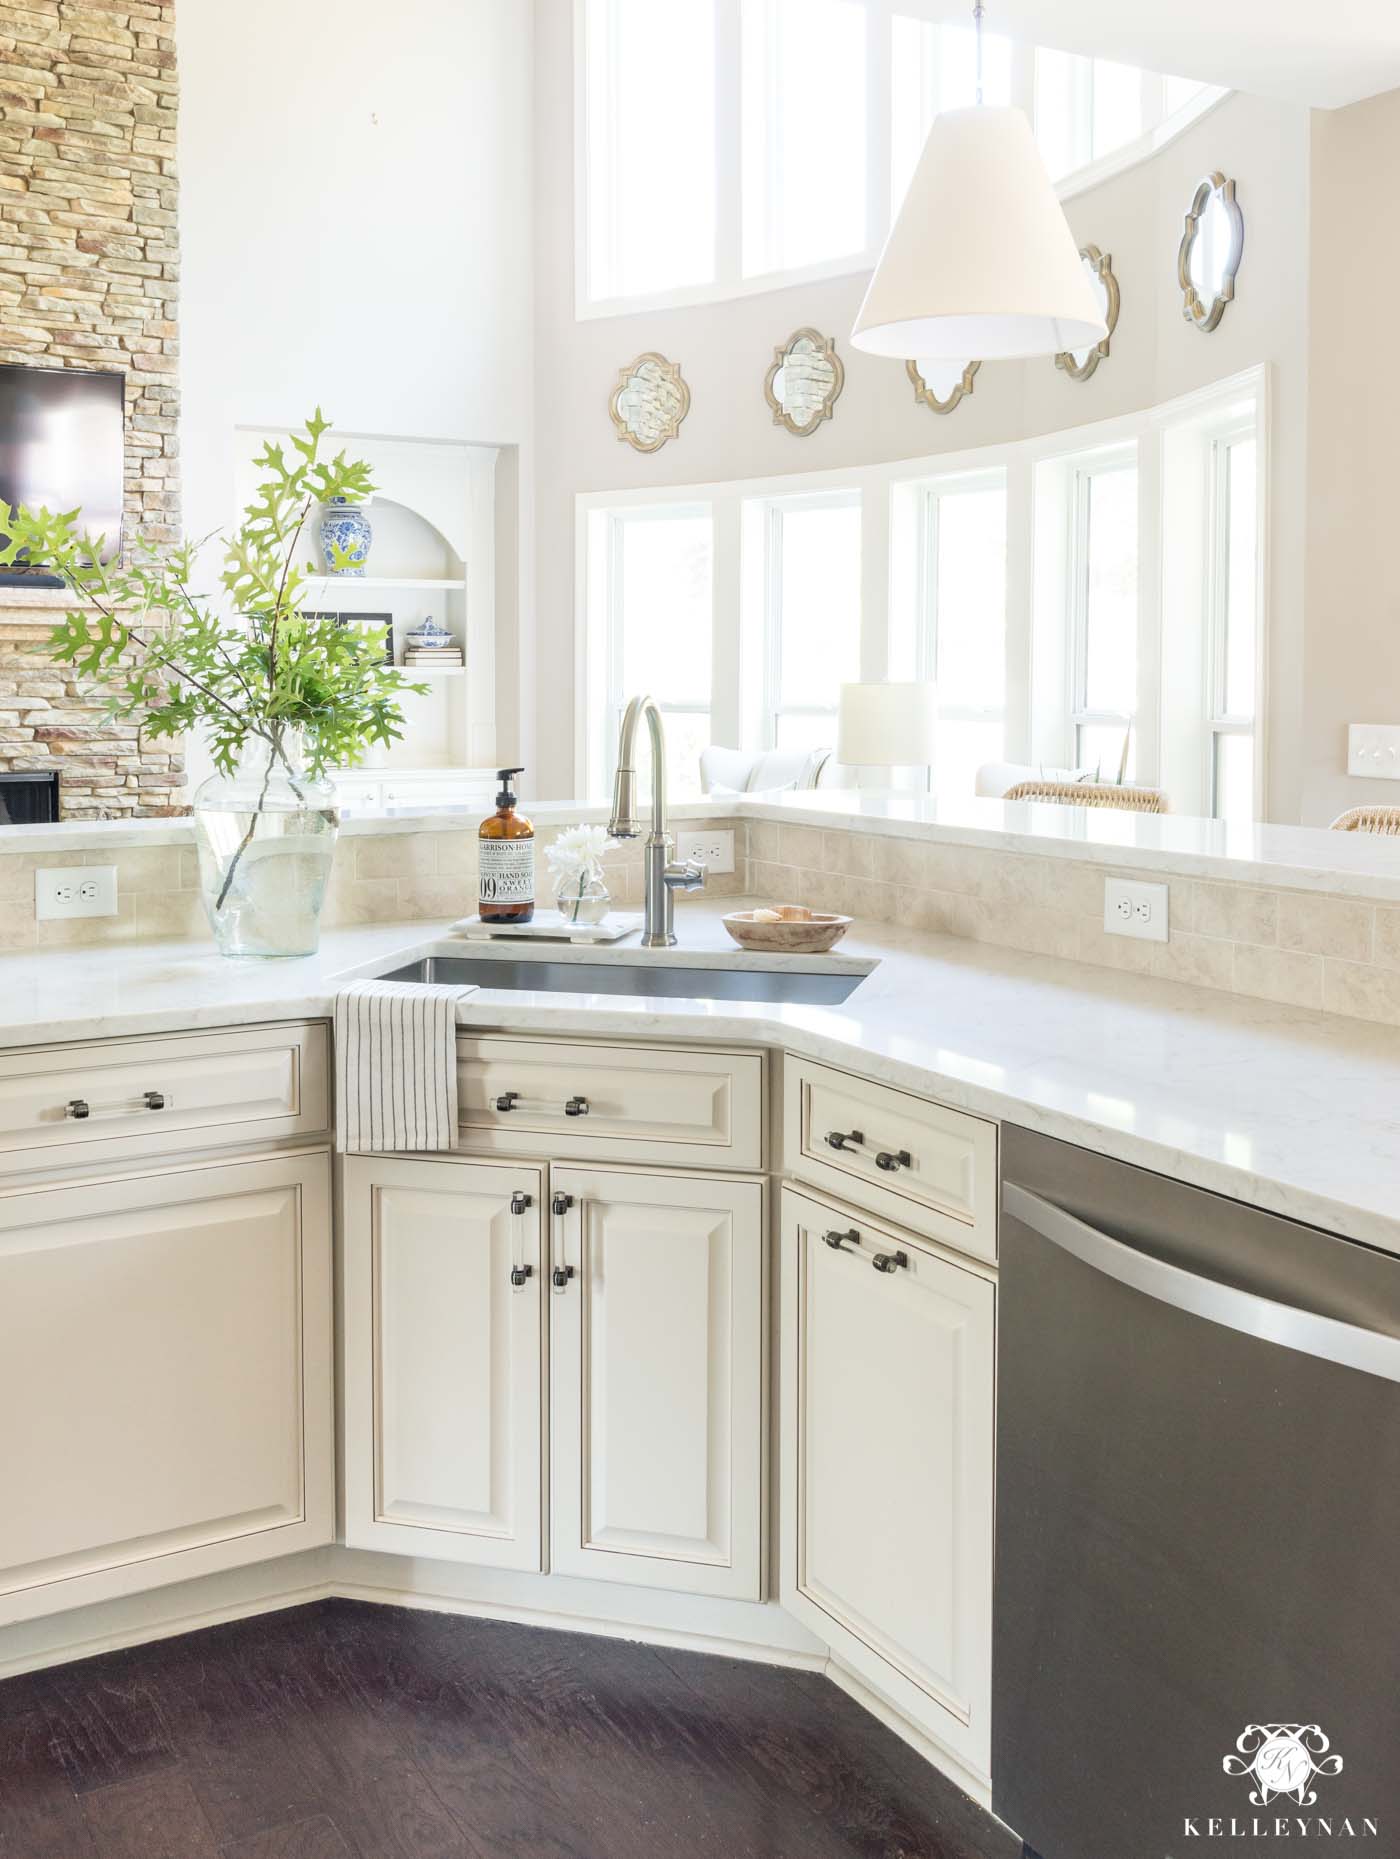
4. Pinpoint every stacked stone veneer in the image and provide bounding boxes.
[0,0,183,817]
